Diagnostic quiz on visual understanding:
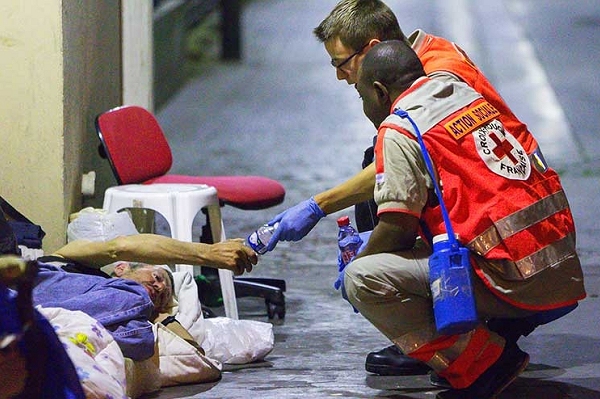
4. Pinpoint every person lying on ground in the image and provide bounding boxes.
[34,233,258,359]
